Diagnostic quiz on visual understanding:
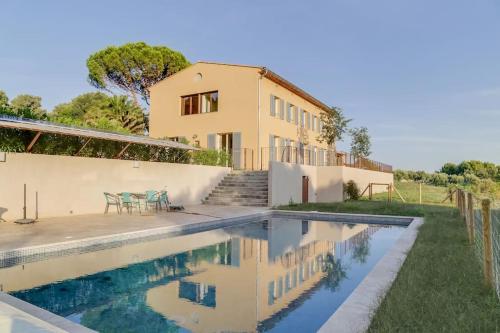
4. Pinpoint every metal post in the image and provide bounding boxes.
[260,147,263,170]
[35,191,38,220]
[252,149,254,170]
[244,149,247,170]
[22,183,26,219]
